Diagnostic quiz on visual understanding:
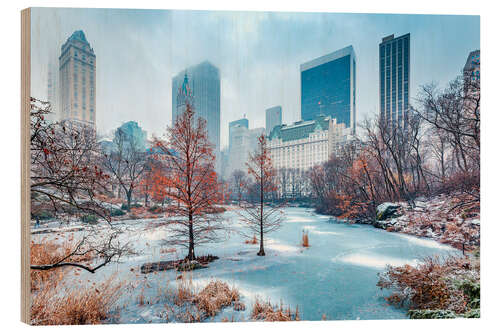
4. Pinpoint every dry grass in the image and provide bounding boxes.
[30,236,94,291]
[166,278,241,322]
[31,273,124,325]
[245,235,258,245]
[251,298,300,321]
[301,231,310,248]
[194,281,240,317]
[173,275,196,306]
[160,247,177,254]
